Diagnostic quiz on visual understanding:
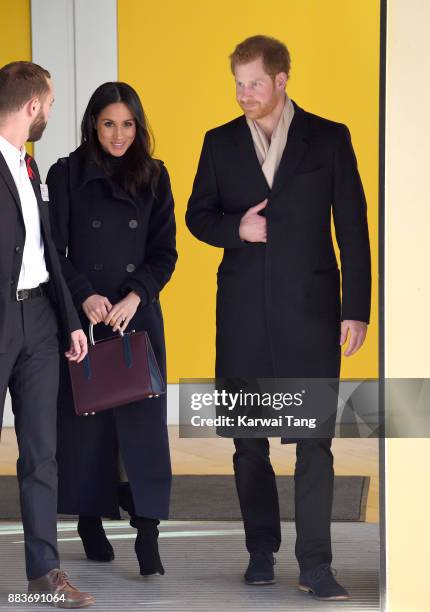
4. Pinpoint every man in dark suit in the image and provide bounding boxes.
[0,61,95,608]
[186,36,371,601]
